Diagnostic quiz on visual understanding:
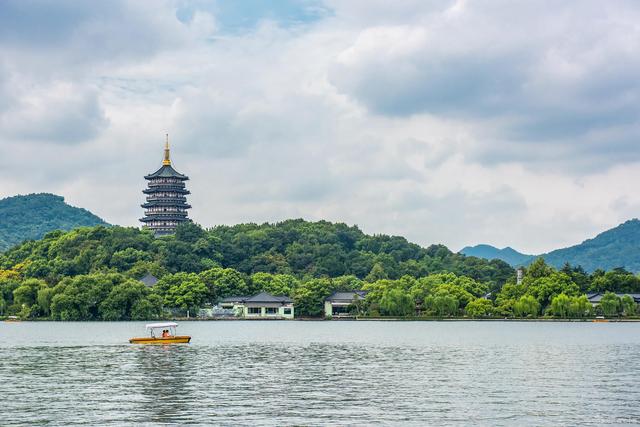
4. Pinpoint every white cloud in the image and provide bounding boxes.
[1,0,640,255]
